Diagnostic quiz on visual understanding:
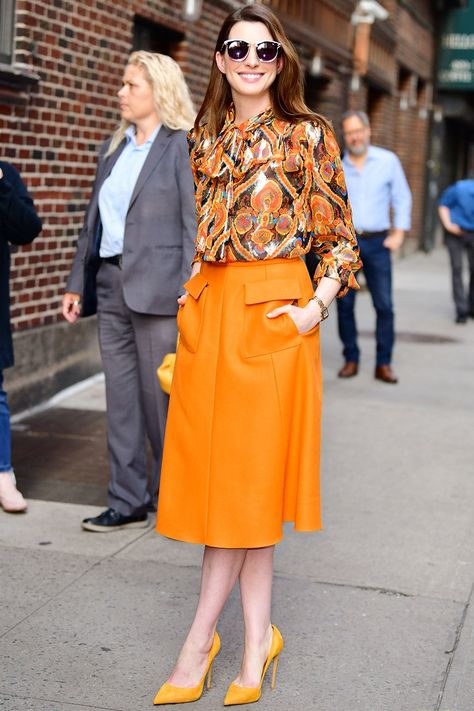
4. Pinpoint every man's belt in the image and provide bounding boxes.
[102,254,122,268]
[356,230,388,238]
